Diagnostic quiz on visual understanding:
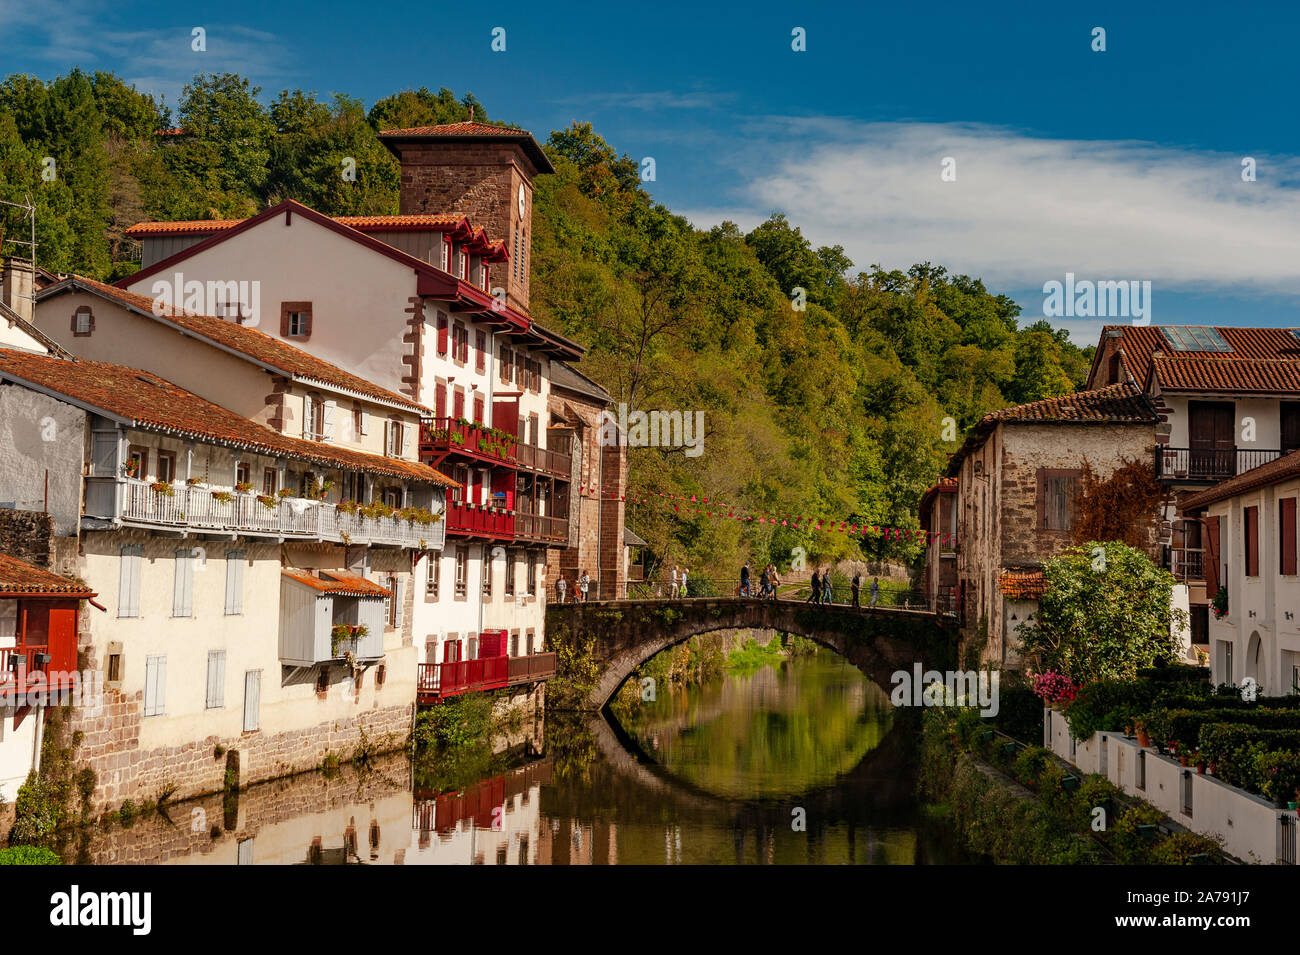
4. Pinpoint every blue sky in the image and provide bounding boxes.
[6,1,1300,342]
